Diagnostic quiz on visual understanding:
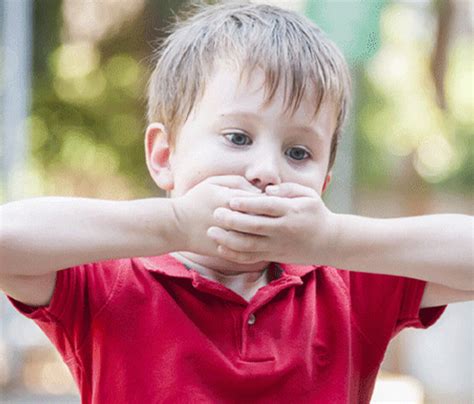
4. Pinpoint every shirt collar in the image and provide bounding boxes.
[136,253,321,280]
